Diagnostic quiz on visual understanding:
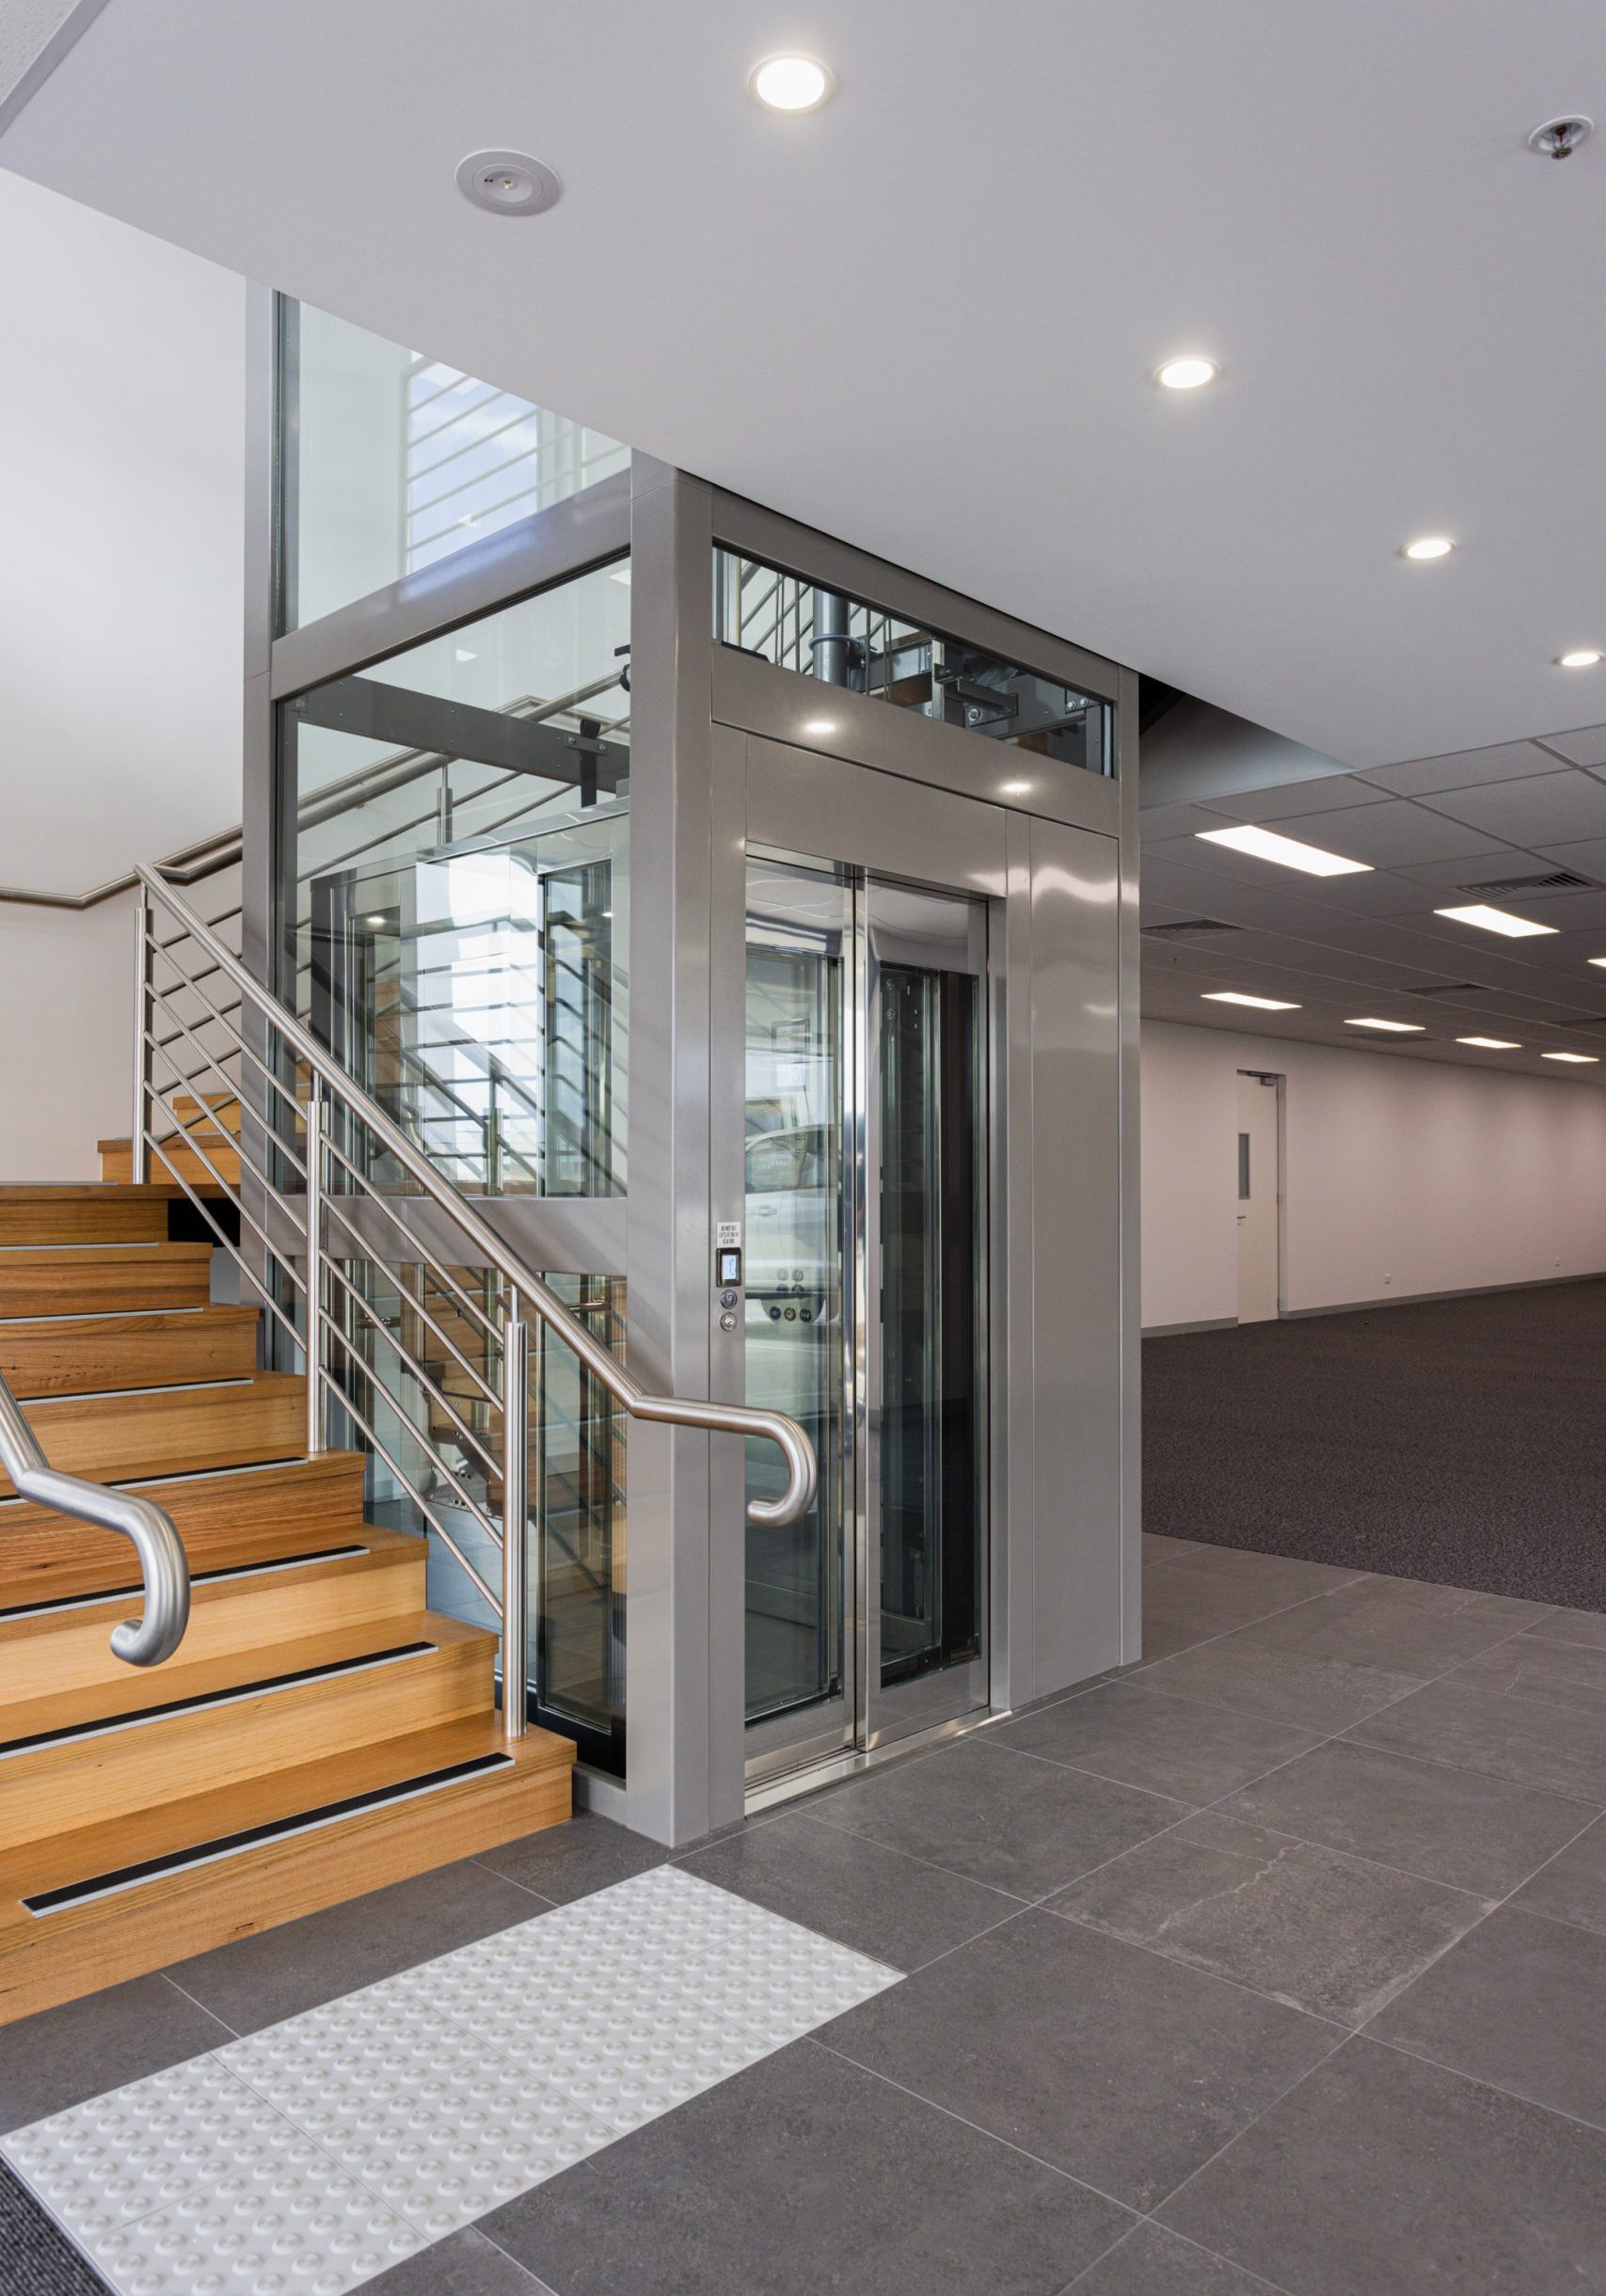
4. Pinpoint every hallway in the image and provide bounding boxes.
[8,1534,1606,2296]
[1145,1278,1606,1608]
